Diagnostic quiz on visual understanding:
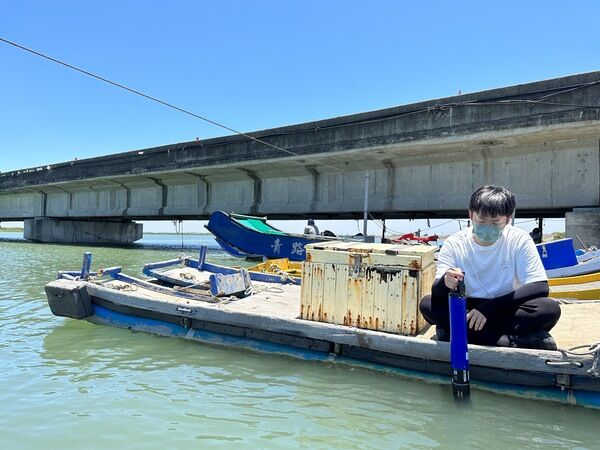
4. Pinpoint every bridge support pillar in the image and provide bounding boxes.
[565,208,600,250]
[24,218,143,244]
